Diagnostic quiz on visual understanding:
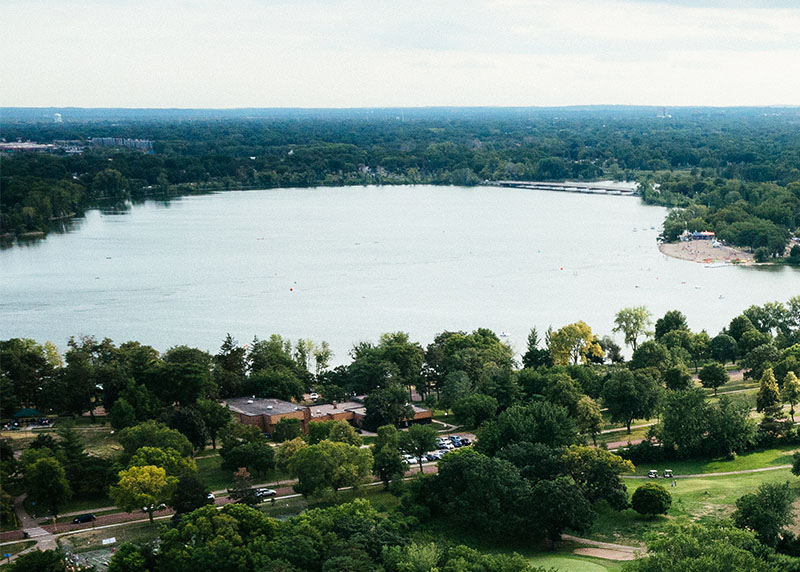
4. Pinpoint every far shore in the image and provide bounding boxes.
[659,240,754,264]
